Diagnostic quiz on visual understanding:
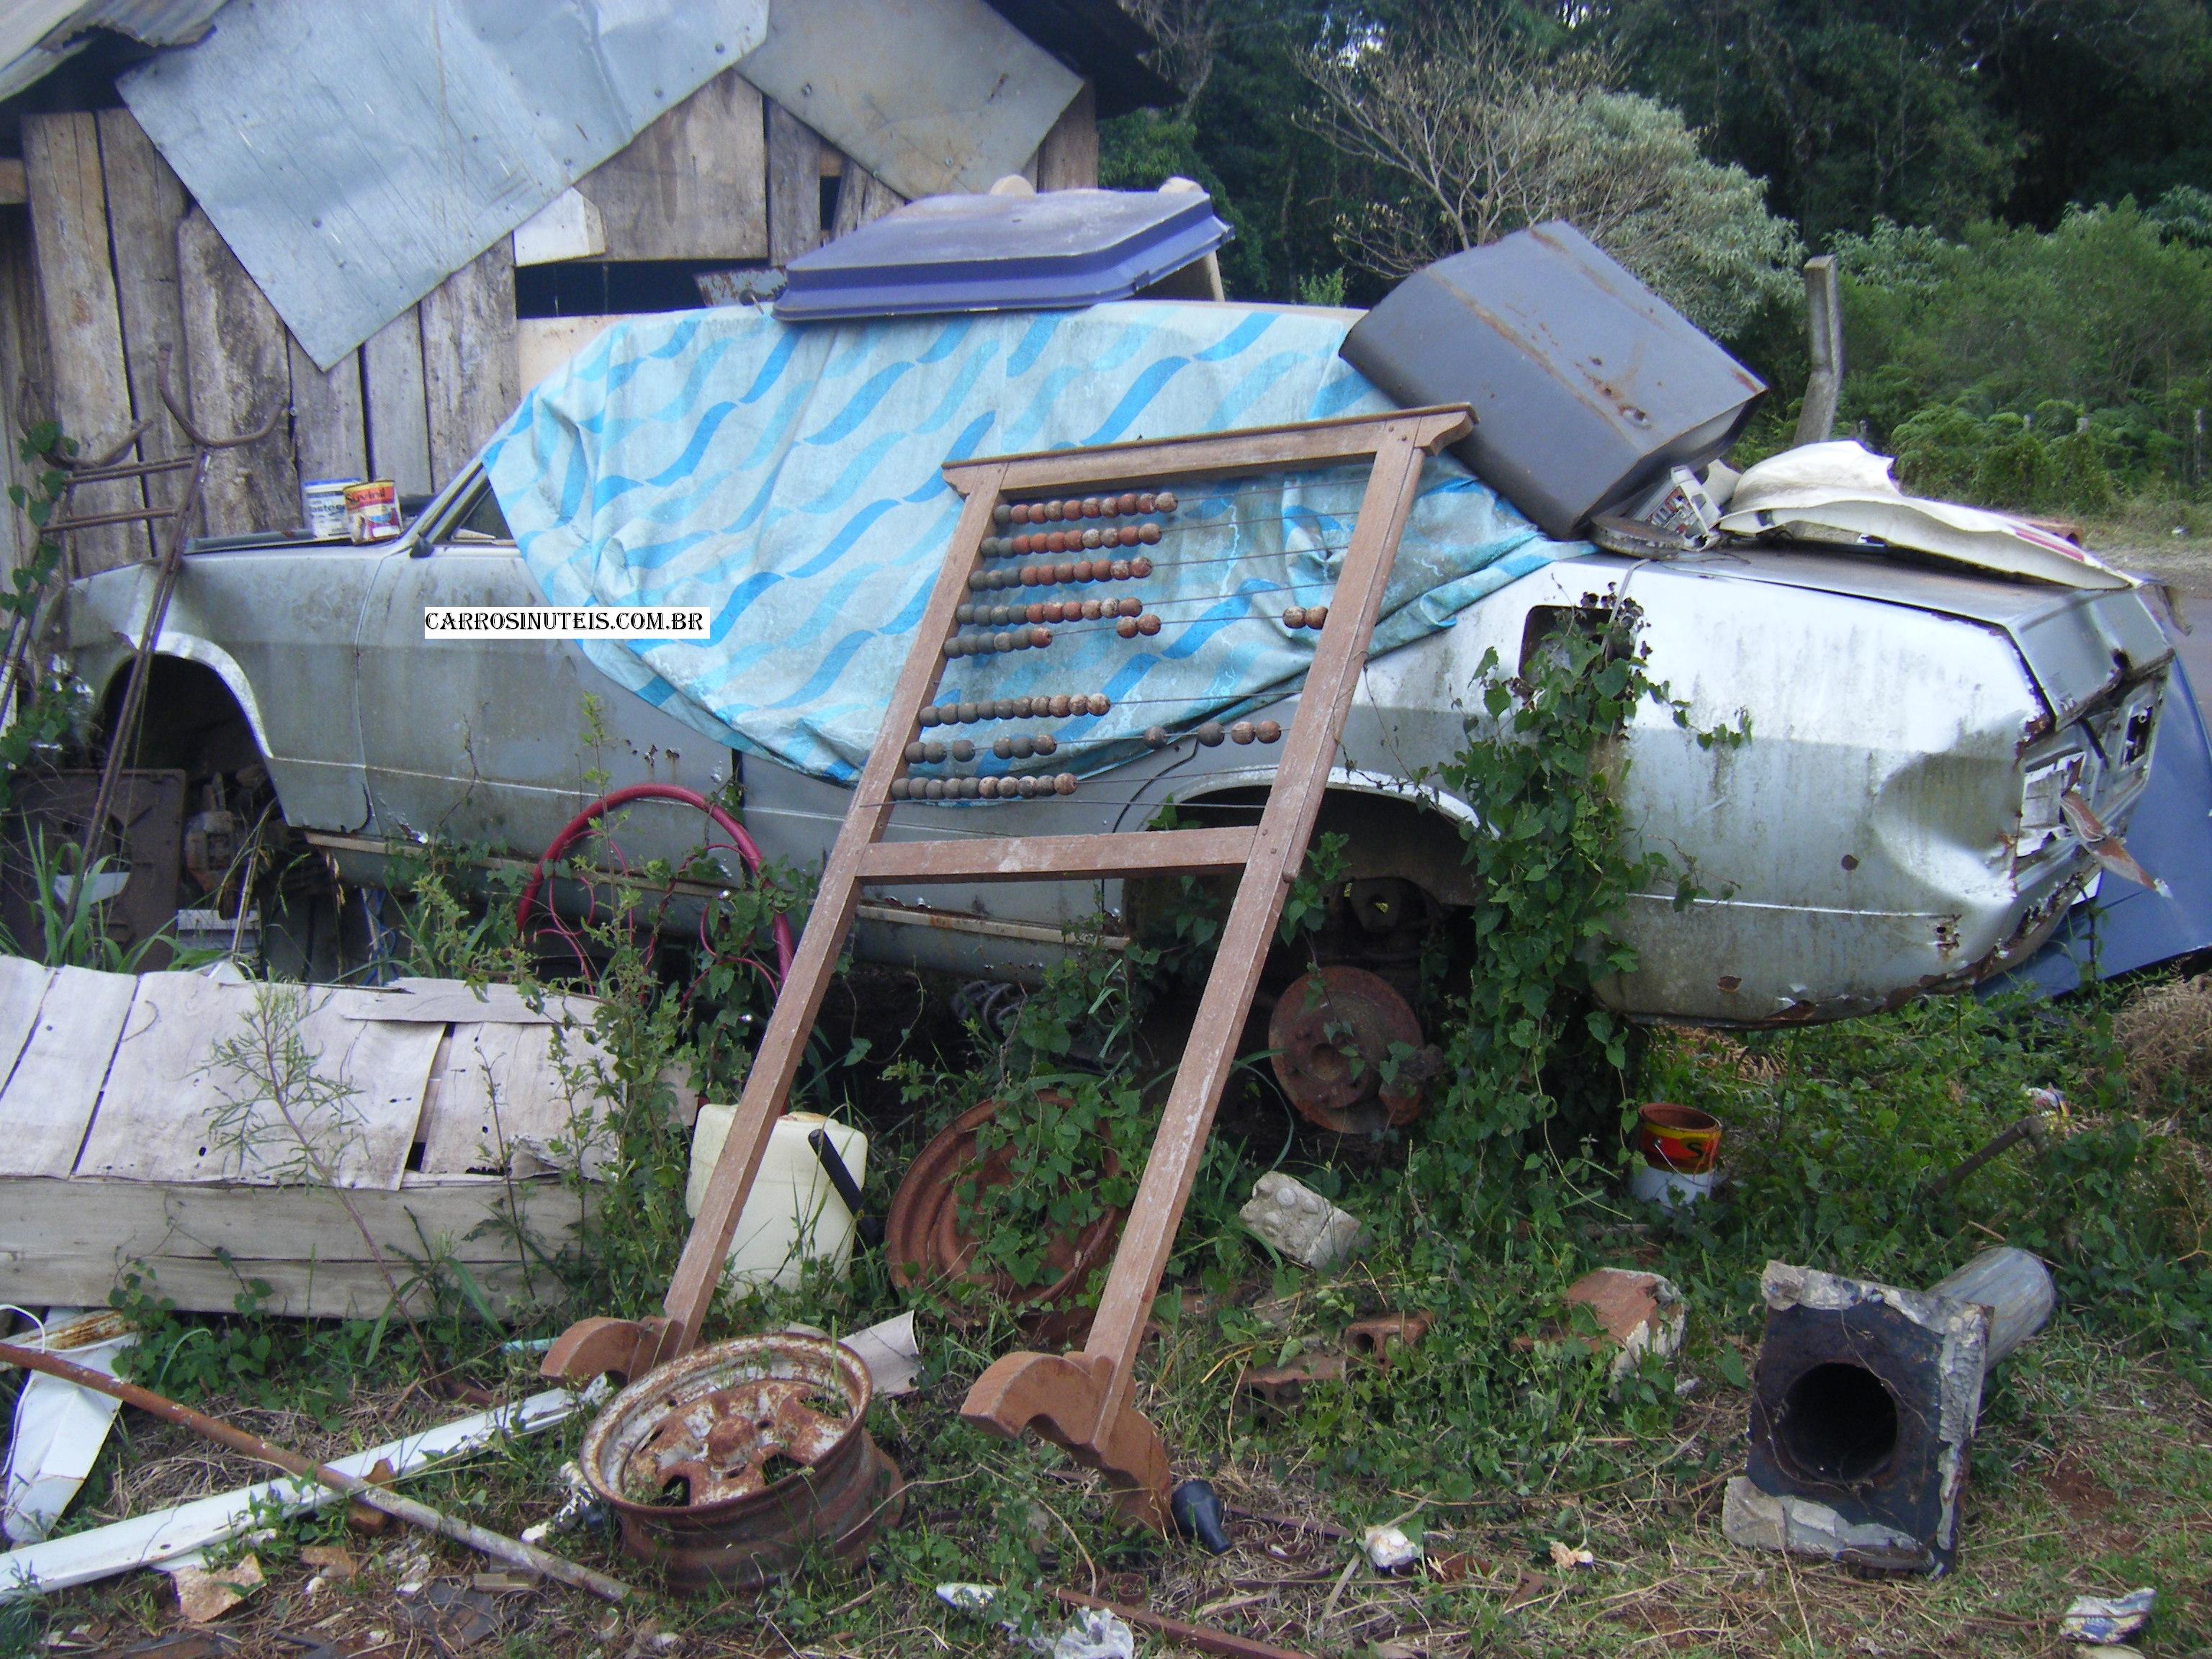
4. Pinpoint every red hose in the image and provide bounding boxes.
[516,784,795,981]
